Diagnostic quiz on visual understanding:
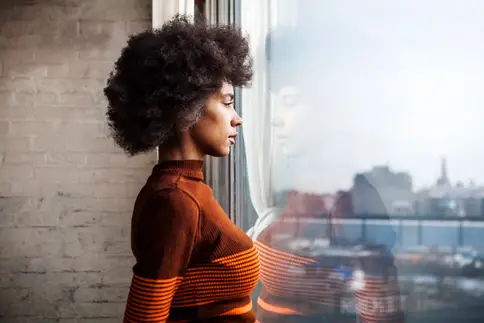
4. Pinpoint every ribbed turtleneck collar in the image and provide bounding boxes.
[153,159,204,181]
